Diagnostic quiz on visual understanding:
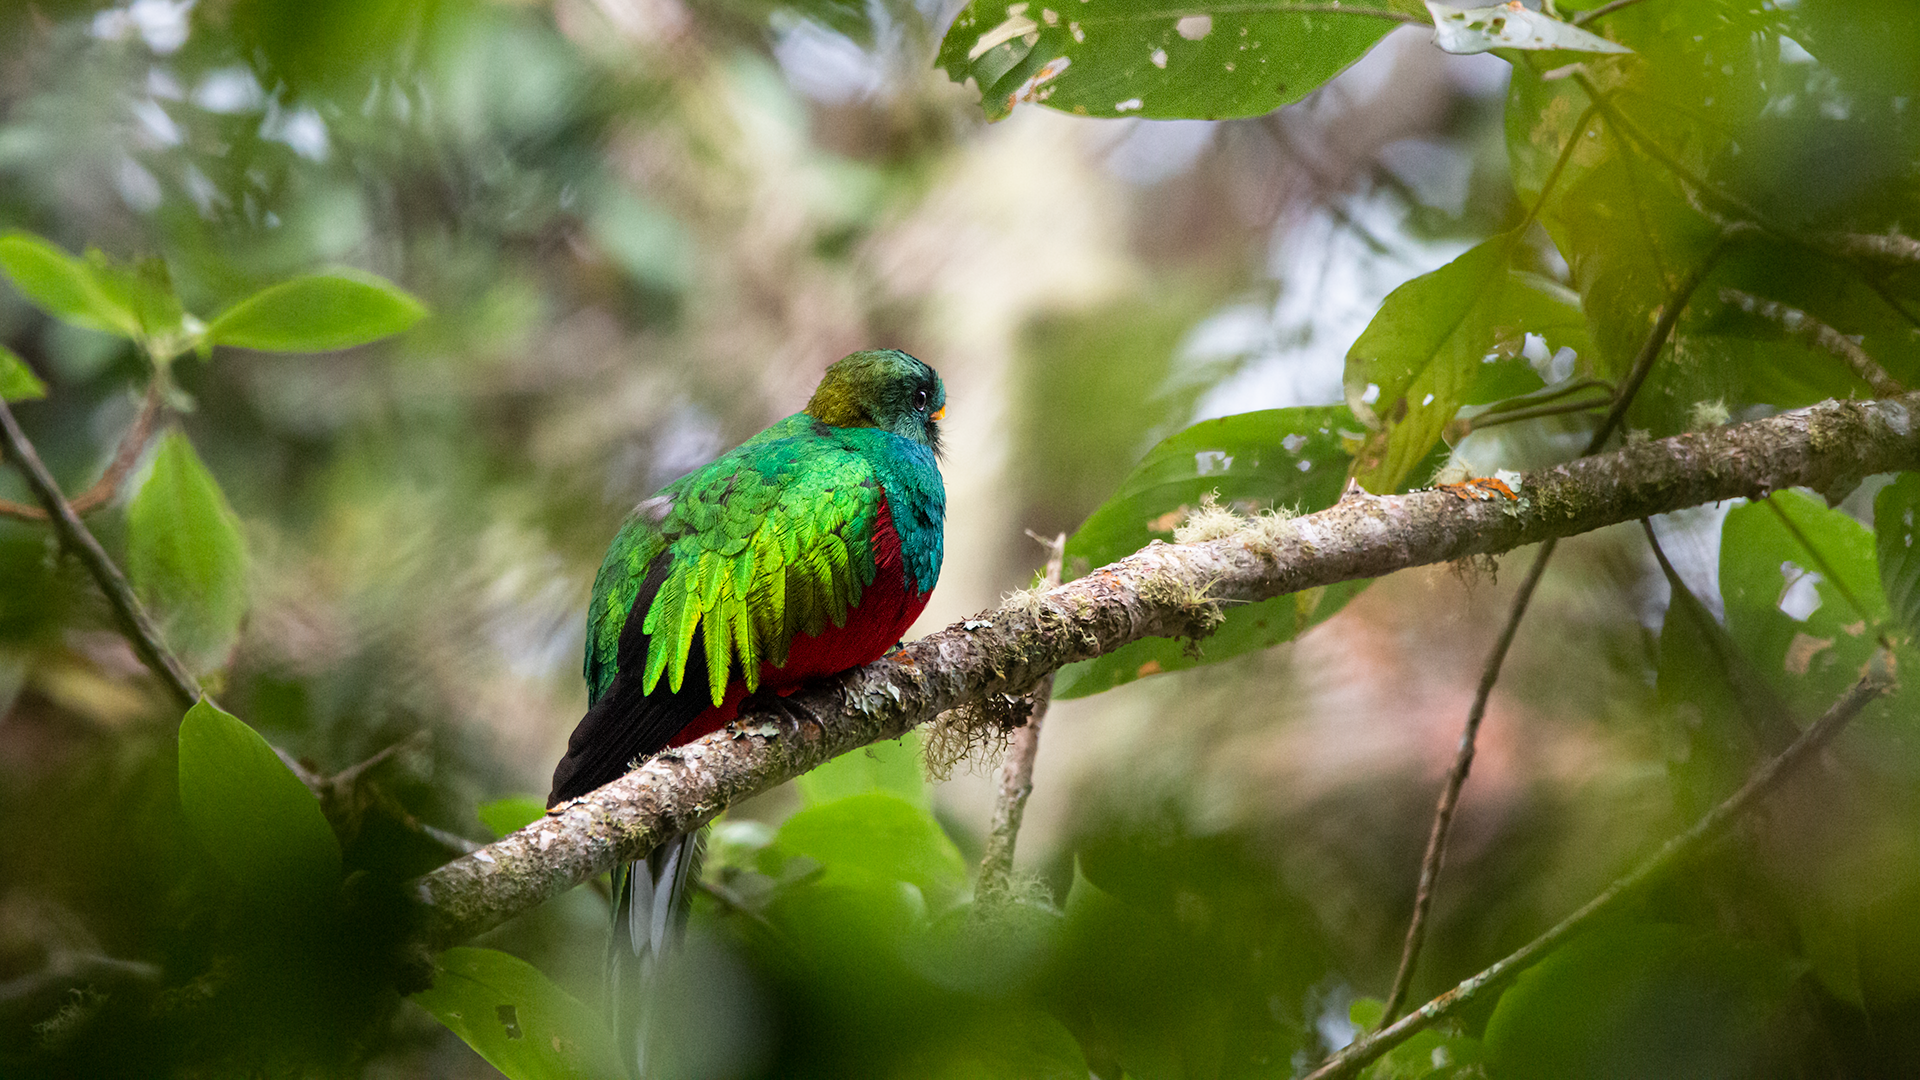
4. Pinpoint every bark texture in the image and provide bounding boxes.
[415,392,1920,948]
